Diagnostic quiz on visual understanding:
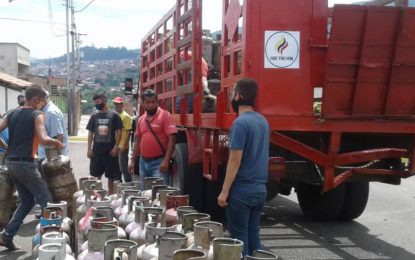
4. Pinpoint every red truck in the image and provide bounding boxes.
[139,0,415,221]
